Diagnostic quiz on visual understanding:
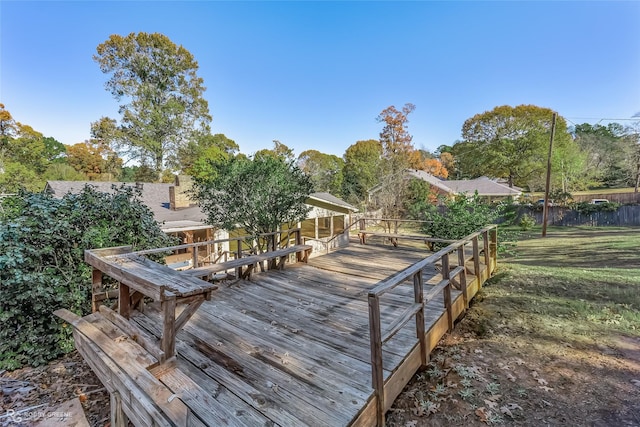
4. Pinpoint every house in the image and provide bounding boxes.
[45,177,358,256]
[406,170,522,203]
